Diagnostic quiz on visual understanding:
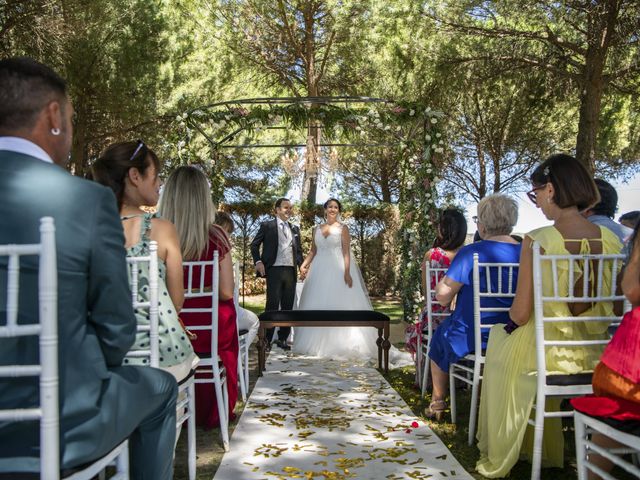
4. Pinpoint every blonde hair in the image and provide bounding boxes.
[159,166,215,260]
[477,194,518,237]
